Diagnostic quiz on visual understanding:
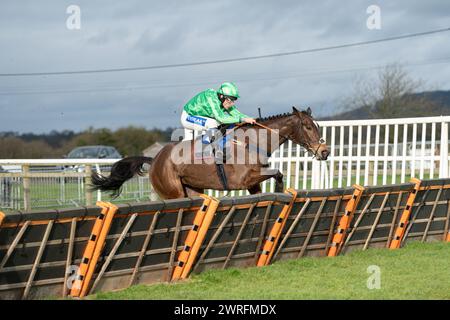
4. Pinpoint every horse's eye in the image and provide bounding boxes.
[306,126,312,130]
